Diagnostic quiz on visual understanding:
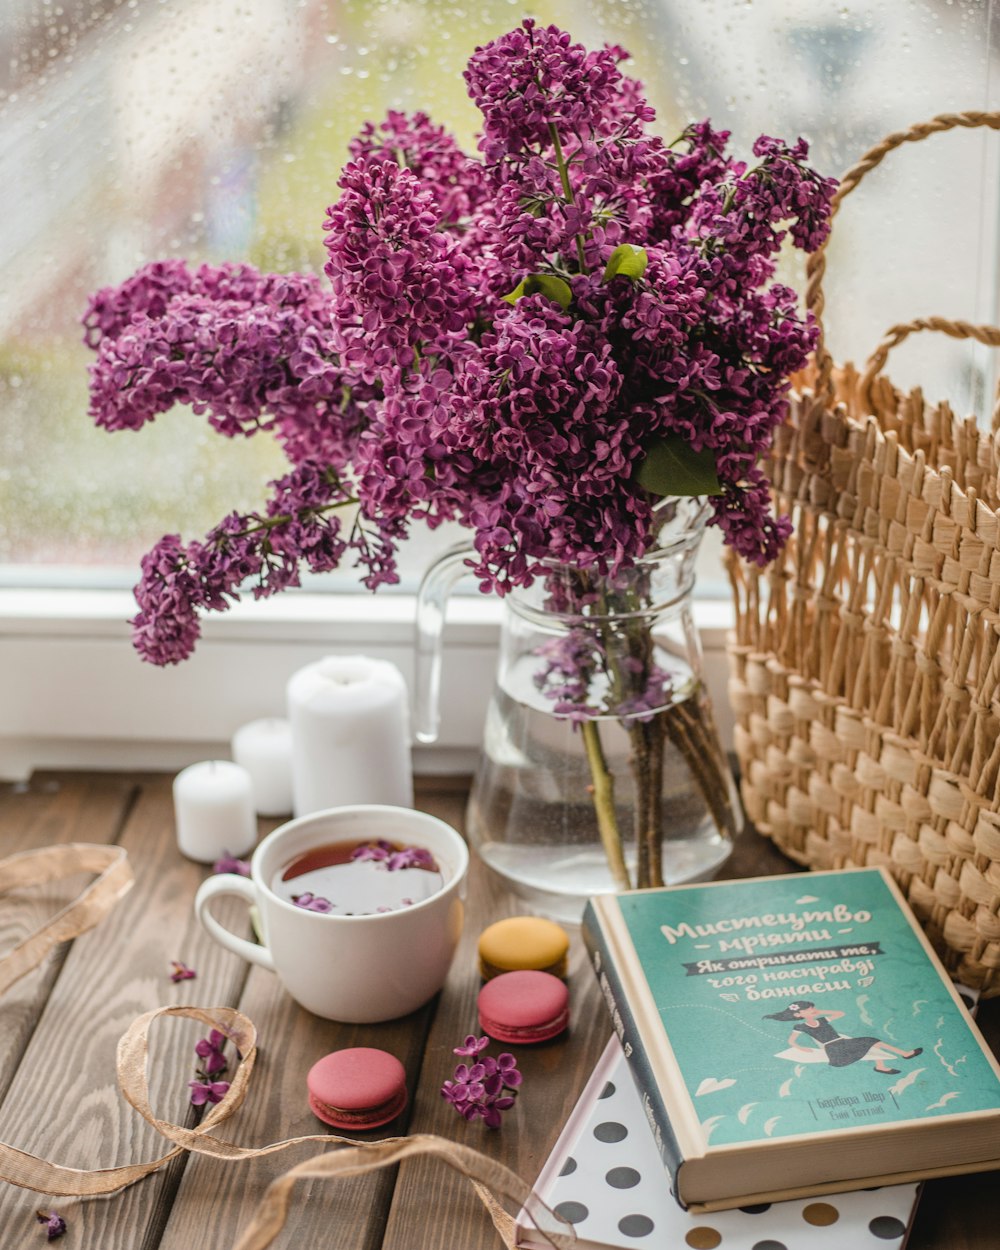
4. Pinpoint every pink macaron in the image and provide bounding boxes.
[307,1047,408,1130]
[477,969,570,1044]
